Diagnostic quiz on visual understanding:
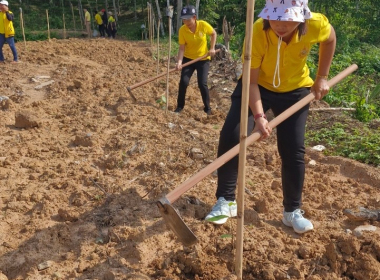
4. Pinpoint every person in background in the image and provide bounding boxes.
[101,9,109,37]
[0,0,18,63]
[83,8,91,38]
[205,0,336,234]
[94,10,105,38]
[174,5,216,115]
[107,12,117,39]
